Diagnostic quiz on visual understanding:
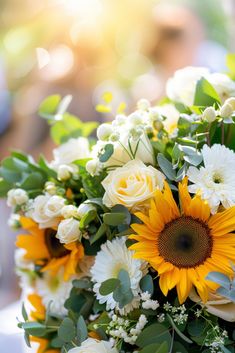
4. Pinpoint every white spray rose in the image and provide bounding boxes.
[61,205,79,219]
[86,158,102,176]
[56,218,81,244]
[102,159,165,209]
[57,164,74,181]
[166,66,209,106]
[7,188,29,207]
[77,203,96,219]
[44,195,66,218]
[68,338,118,353]
[31,194,65,229]
[208,72,235,102]
[51,137,90,170]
